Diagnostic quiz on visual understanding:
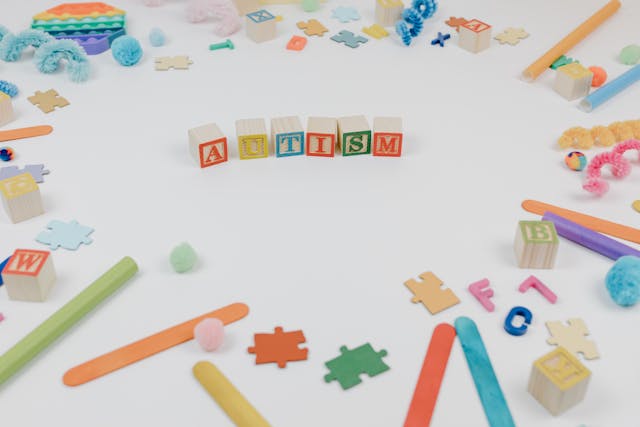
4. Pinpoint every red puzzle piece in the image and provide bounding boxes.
[248,326,308,368]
